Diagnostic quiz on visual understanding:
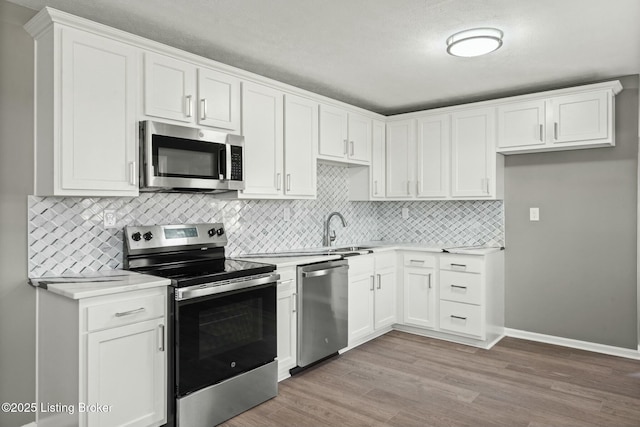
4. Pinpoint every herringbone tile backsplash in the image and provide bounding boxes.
[28,163,503,276]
